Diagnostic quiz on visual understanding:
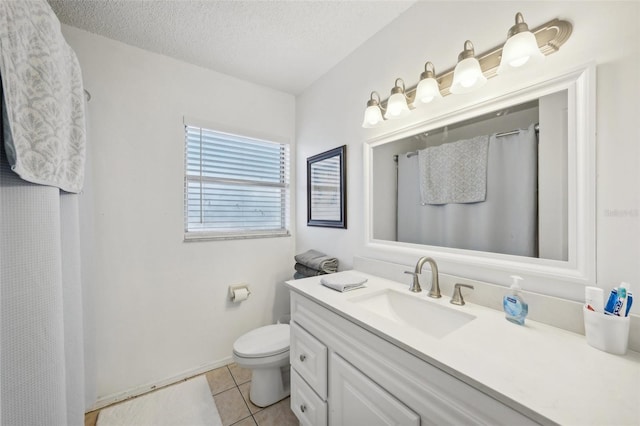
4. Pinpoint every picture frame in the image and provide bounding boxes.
[307,145,347,228]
